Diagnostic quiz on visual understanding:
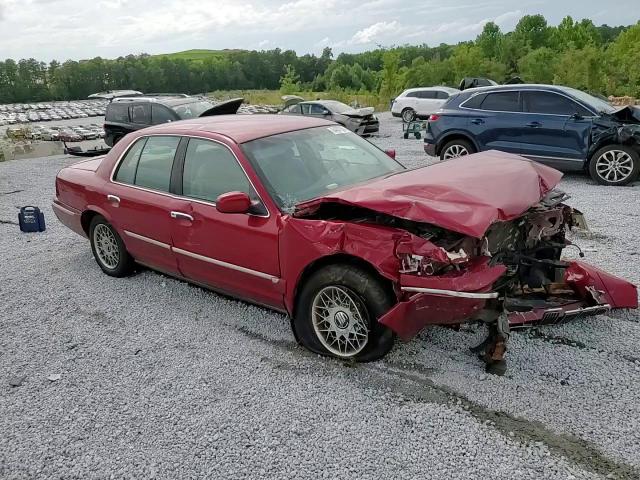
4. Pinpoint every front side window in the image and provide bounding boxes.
[151,105,176,124]
[182,139,255,203]
[435,91,450,100]
[133,136,180,192]
[242,126,404,211]
[522,91,592,116]
[480,92,520,112]
[310,104,328,115]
